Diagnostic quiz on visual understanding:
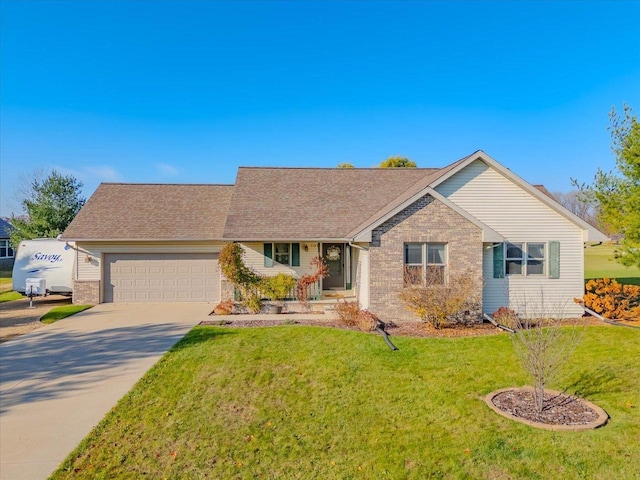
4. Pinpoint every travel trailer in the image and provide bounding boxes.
[12,239,75,296]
